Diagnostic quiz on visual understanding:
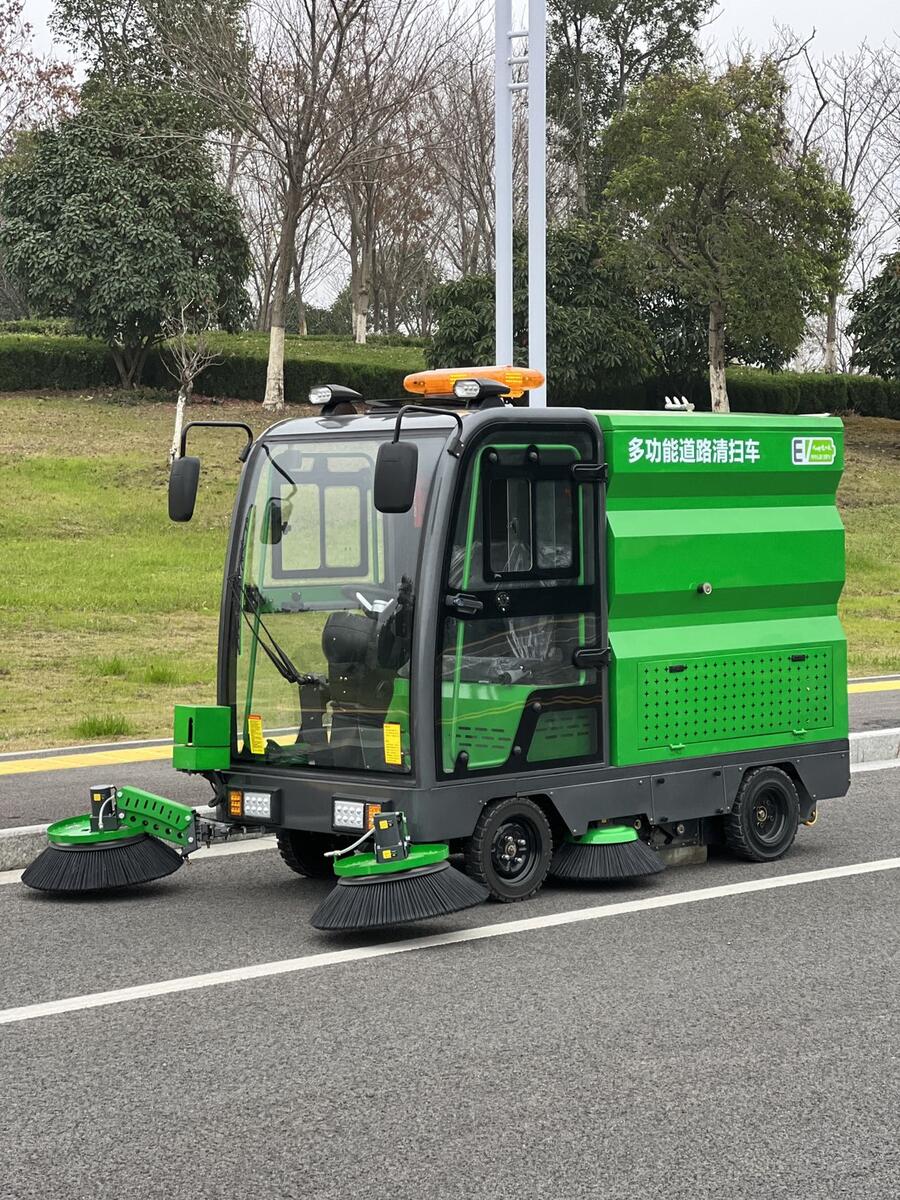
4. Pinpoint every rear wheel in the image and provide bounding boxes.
[276,830,345,879]
[464,796,553,902]
[724,767,800,862]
